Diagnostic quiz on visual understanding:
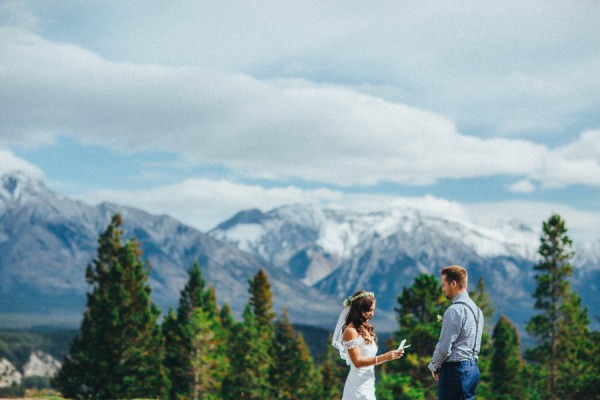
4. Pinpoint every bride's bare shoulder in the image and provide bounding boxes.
[342,323,359,341]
